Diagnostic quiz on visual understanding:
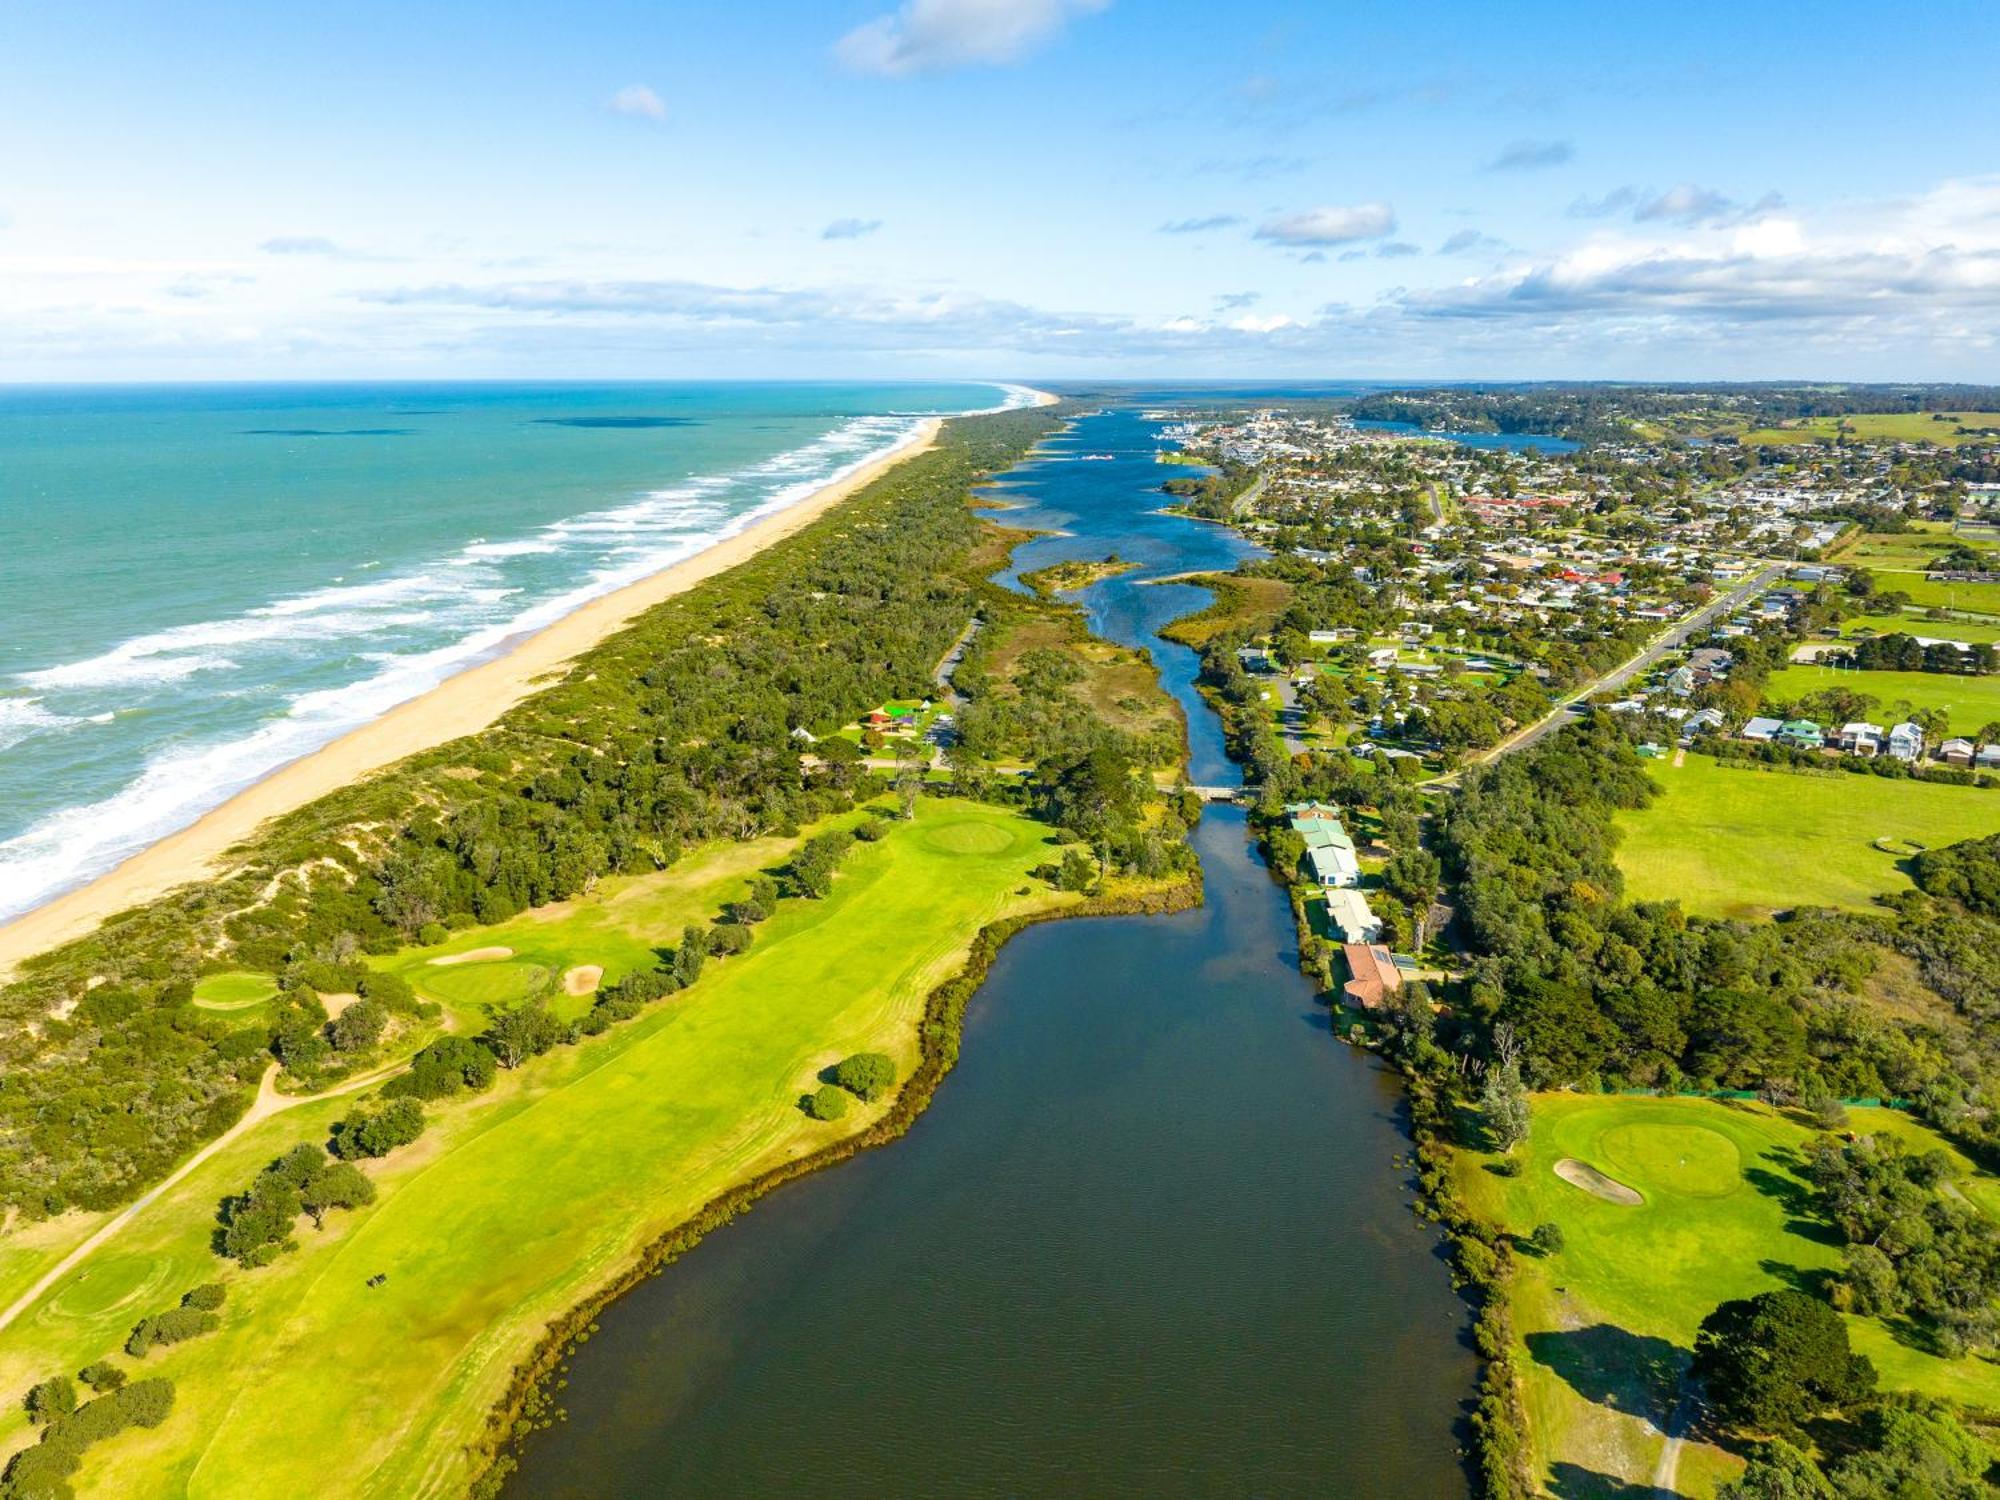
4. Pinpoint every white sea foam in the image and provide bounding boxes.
[0,700,81,753]
[0,400,990,922]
